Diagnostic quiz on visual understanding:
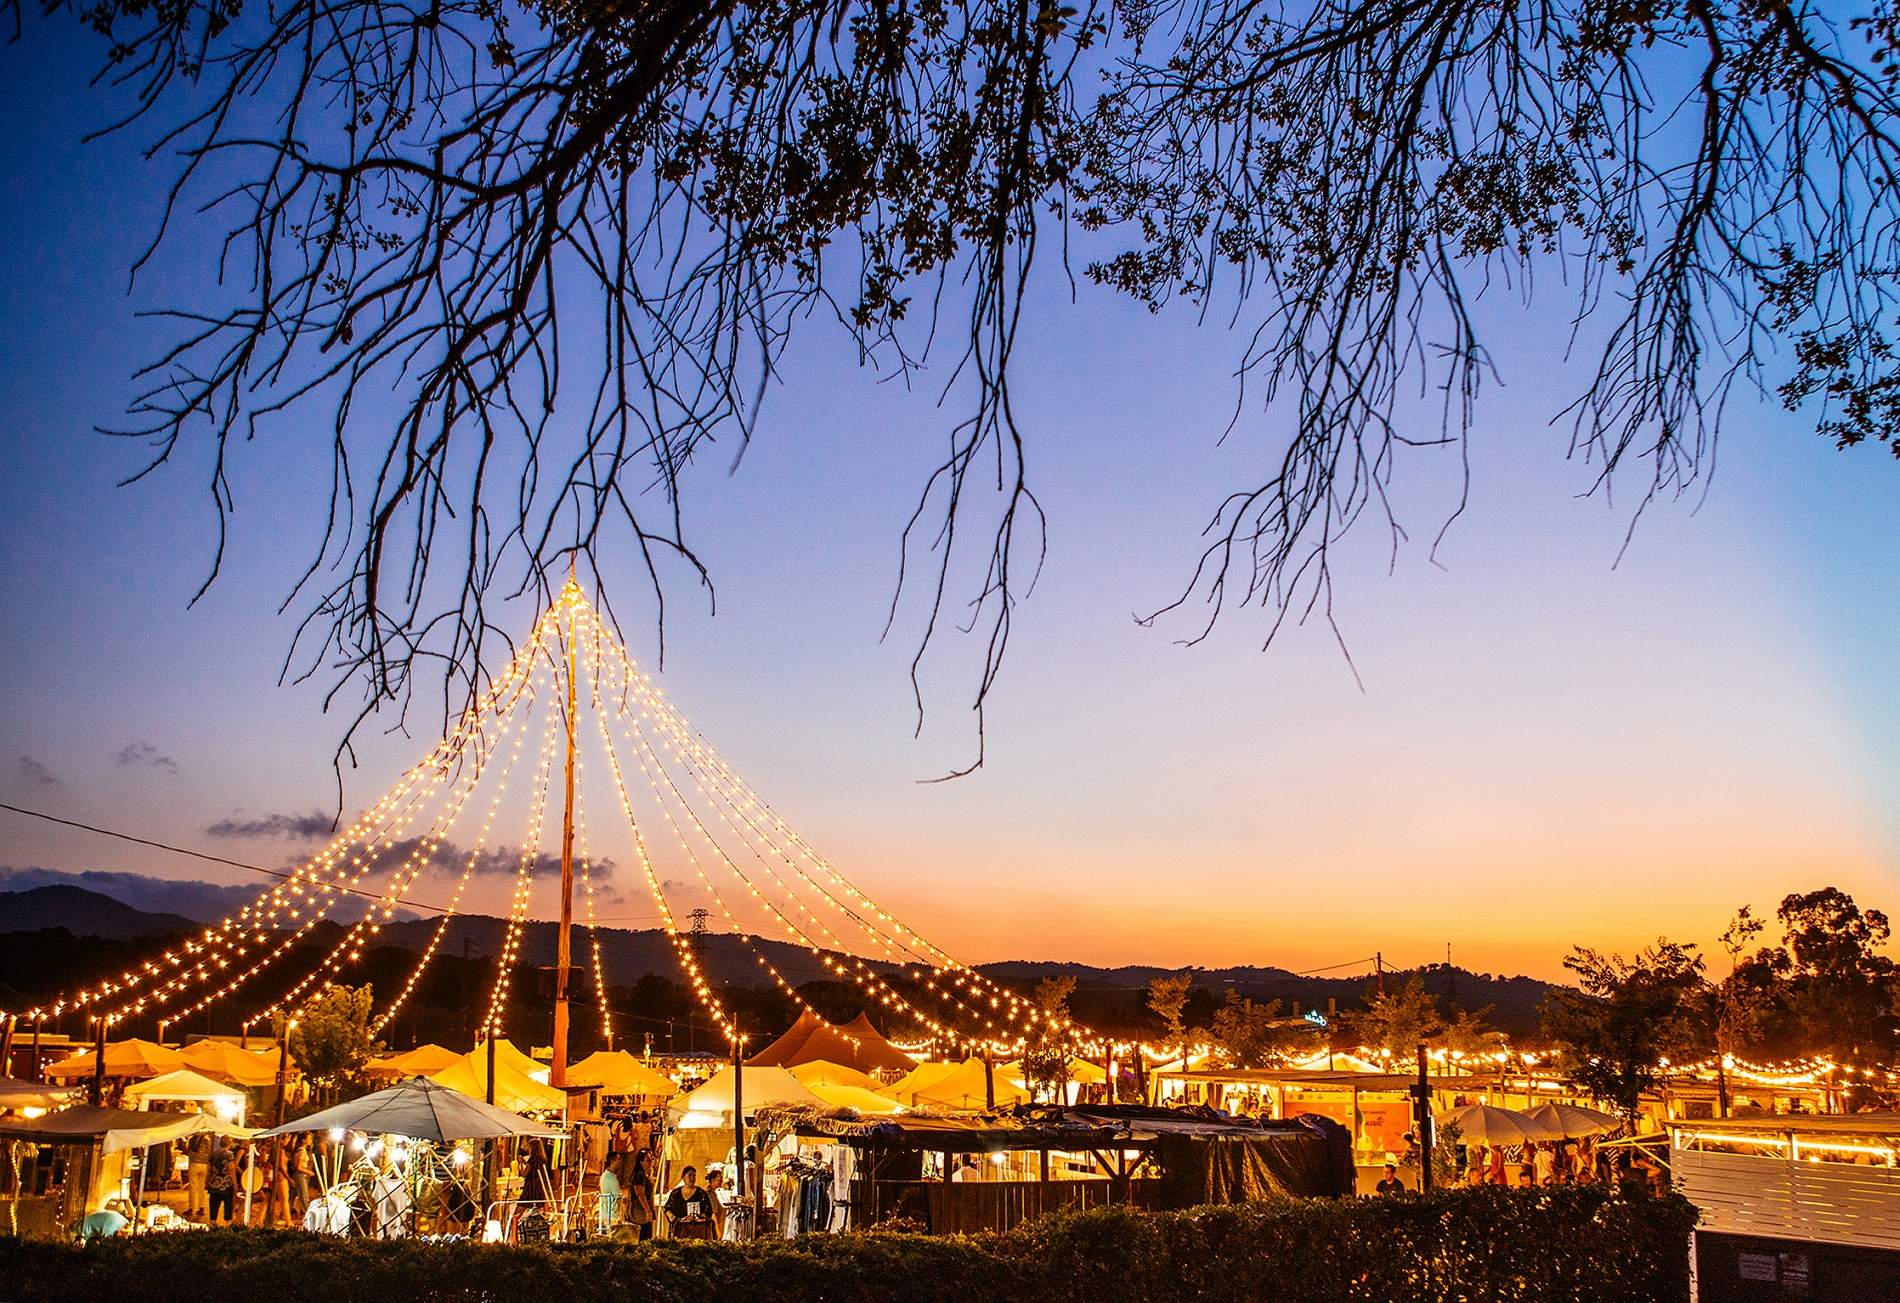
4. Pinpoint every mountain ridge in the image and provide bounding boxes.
[0,880,1559,1033]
